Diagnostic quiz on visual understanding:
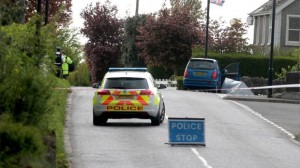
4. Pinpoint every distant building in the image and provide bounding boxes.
[248,0,300,54]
